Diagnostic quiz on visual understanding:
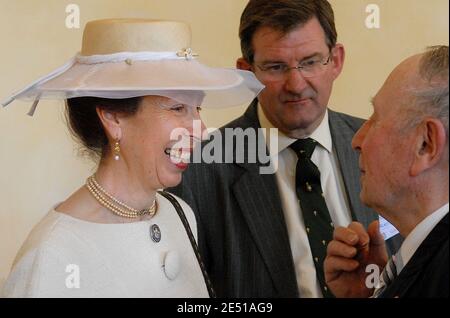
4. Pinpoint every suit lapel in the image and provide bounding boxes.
[328,110,376,228]
[230,101,299,296]
[232,167,299,296]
